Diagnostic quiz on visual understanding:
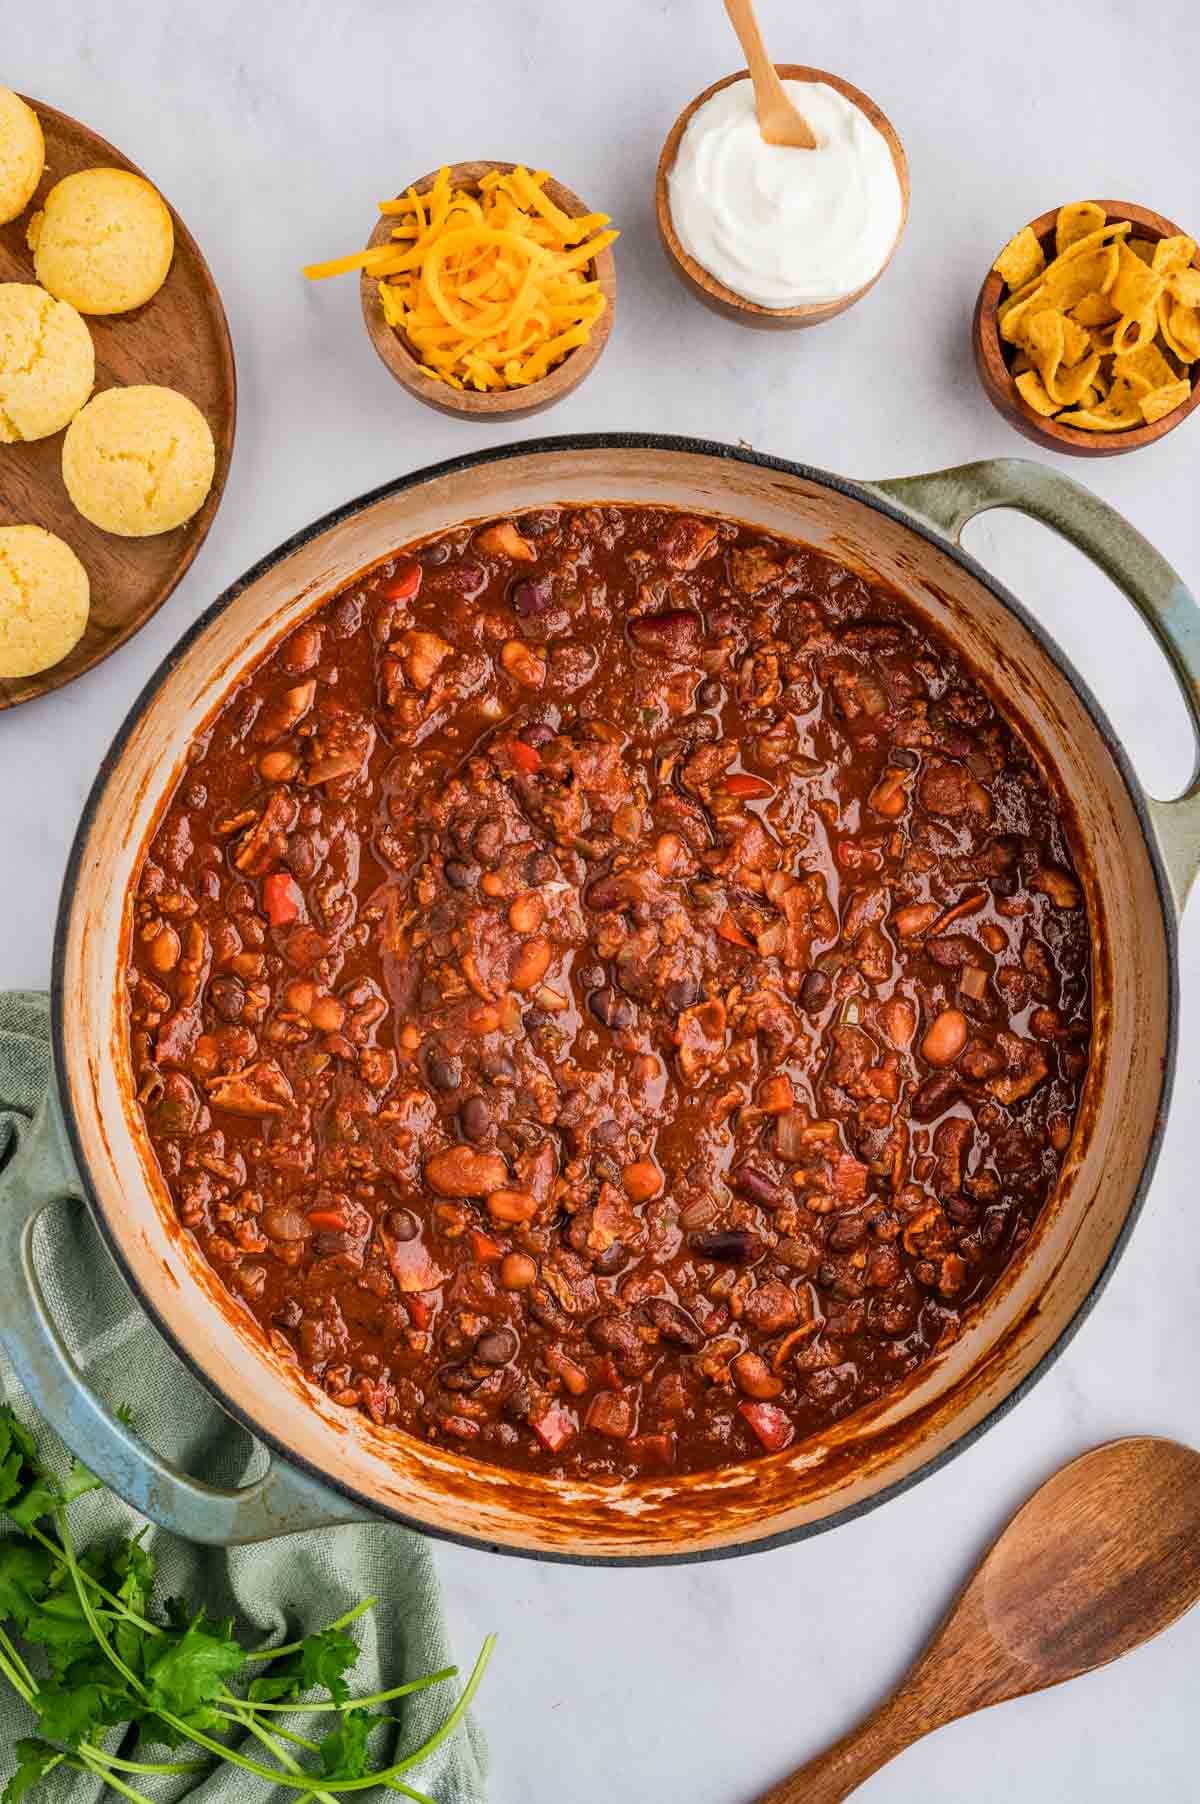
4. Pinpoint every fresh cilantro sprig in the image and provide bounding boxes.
[0,1409,494,1804]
